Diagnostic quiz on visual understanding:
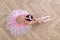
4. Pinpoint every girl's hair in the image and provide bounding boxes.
[25,14,33,21]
